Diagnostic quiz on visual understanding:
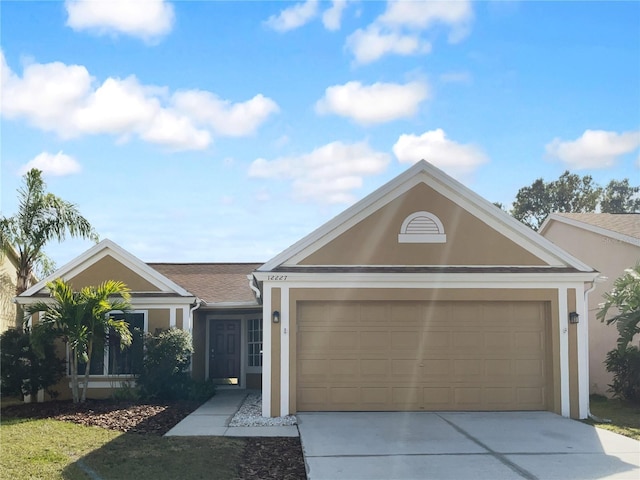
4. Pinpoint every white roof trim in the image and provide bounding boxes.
[540,214,640,248]
[19,239,193,298]
[259,160,594,272]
